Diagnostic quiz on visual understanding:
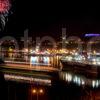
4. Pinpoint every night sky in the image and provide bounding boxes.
[3,1,100,38]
